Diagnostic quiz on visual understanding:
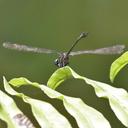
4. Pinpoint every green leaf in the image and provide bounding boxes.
[4,77,72,128]
[63,96,110,128]
[47,66,128,127]
[9,77,39,87]
[8,76,111,128]
[1,77,35,128]
[110,51,128,82]
[47,66,73,89]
